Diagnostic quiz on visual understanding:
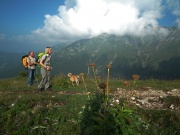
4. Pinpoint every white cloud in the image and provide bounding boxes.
[27,0,177,45]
